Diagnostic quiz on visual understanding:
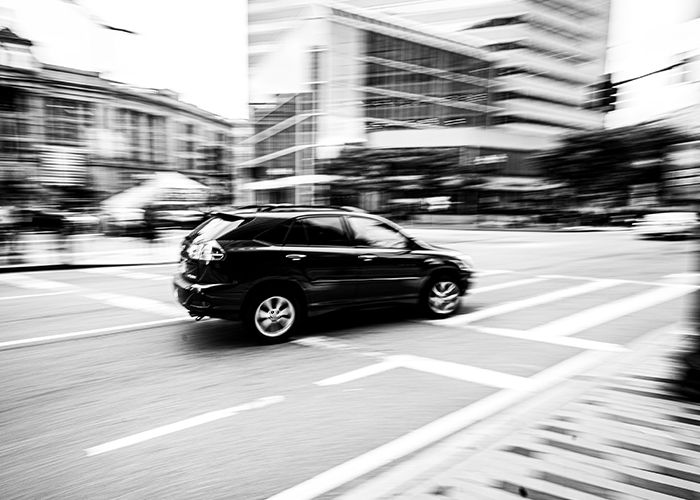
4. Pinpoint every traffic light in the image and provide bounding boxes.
[583,74,617,112]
